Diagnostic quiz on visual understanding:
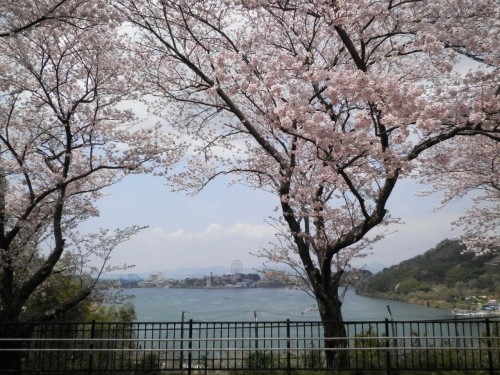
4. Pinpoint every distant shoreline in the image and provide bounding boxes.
[121,285,288,290]
[356,290,450,310]
[103,272,288,289]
